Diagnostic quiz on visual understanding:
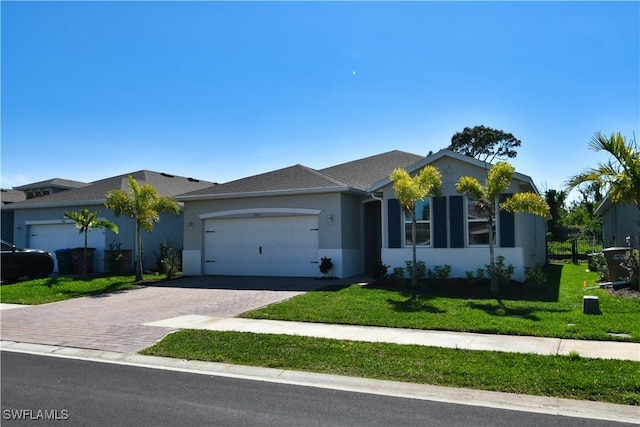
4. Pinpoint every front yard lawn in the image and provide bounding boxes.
[242,263,640,342]
[0,275,151,305]
[142,330,640,405]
